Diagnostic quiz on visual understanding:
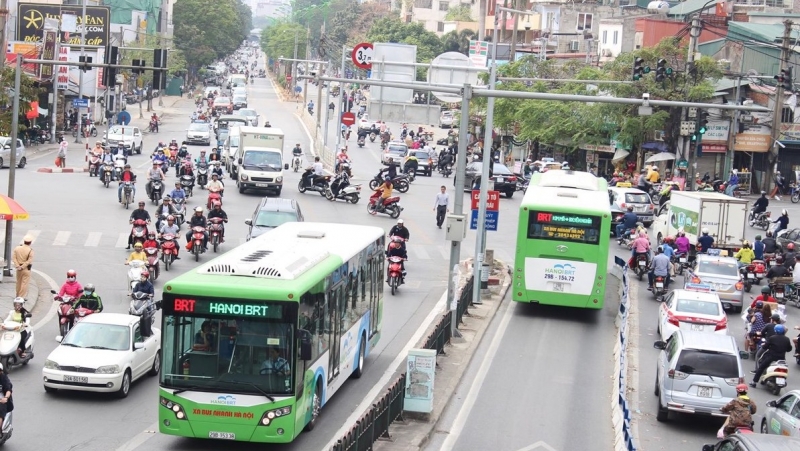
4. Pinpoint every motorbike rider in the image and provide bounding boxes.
[170,182,187,204]
[58,269,84,309]
[6,298,30,358]
[725,169,739,196]
[763,231,779,254]
[750,324,793,388]
[155,196,178,230]
[146,161,165,199]
[126,242,147,265]
[720,384,757,436]
[177,143,189,160]
[675,230,691,255]
[150,113,159,132]
[207,201,229,240]
[771,209,790,235]
[127,202,151,249]
[292,143,303,164]
[380,158,398,181]
[754,235,765,261]
[647,246,671,291]
[747,300,769,351]
[403,153,419,176]
[158,216,181,259]
[735,241,756,268]
[210,161,224,179]
[753,286,778,308]
[336,147,349,173]
[73,284,103,314]
[616,206,638,238]
[766,256,790,279]
[207,173,224,197]
[195,150,209,167]
[389,219,410,256]
[386,240,406,283]
[374,177,394,212]
[439,151,454,174]
[132,270,155,297]
[142,231,159,250]
[117,164,137,203]
[306,157,324,187]
[631,231,651,267]
[636,169,649,192]
[751,191,769,220]
[186,207,209,251]
[782,242,796,269]
[152,148,168,172]
[697,228,714,253]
